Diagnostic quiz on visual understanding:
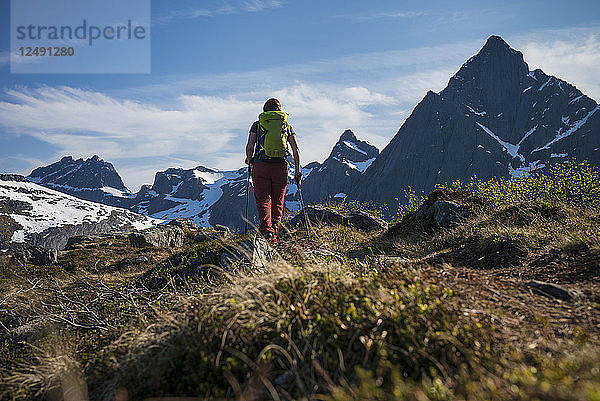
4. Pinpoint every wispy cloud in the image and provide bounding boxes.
[154,1,284,25]
[242,0,283,12]
[335,10,427,21]
[0,51,8,67]
[510,28,600,102]
[0,83,394,189]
